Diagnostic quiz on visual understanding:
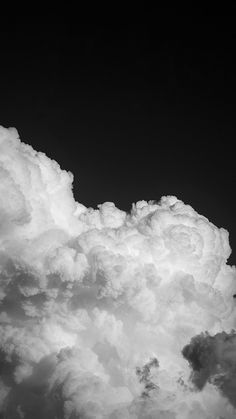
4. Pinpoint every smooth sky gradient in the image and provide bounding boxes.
[0,16,235,264]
